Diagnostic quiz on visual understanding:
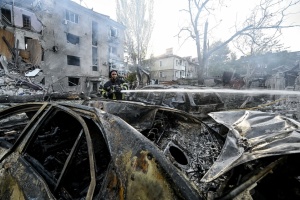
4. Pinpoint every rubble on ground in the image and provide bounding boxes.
[0,54,87,103]
[0,54,44,95]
